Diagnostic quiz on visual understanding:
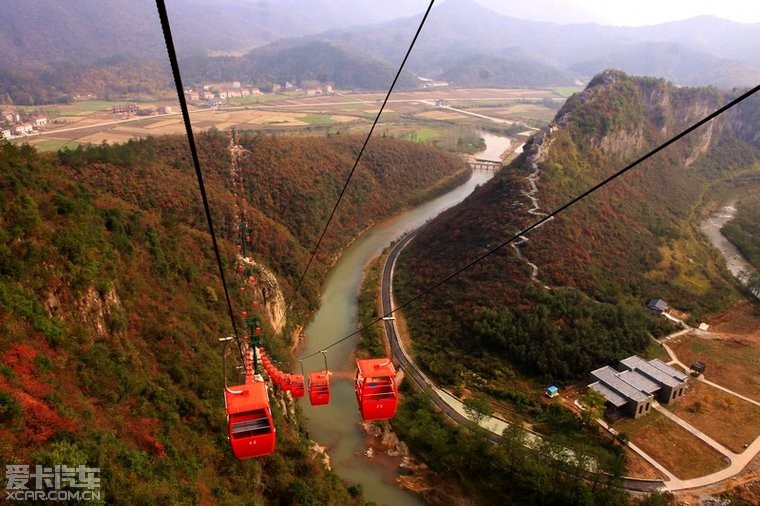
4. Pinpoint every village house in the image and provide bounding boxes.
[2,108,20,124]
[587,355,688,420]
[1,129,12,139]
[13,123,34,135]
[111,103,139,115]
[33,116,48,127]
[646,298,669,314]
[184,90,200,101]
